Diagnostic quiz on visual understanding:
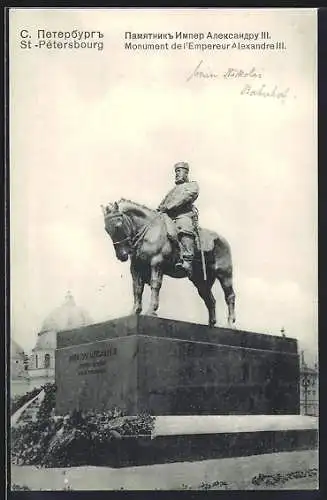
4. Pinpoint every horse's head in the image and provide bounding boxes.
[101,201,132,262]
